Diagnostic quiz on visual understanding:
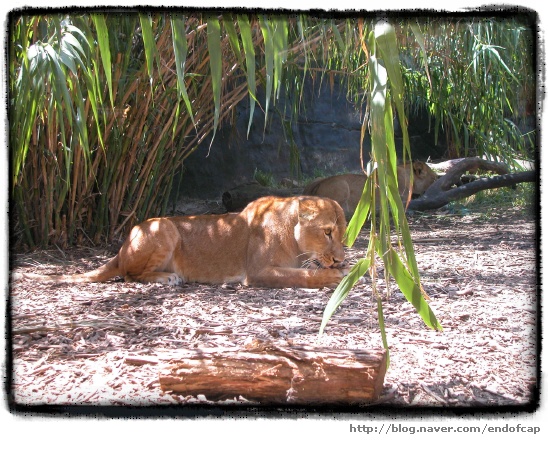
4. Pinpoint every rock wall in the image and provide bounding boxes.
[175,77,446,200]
